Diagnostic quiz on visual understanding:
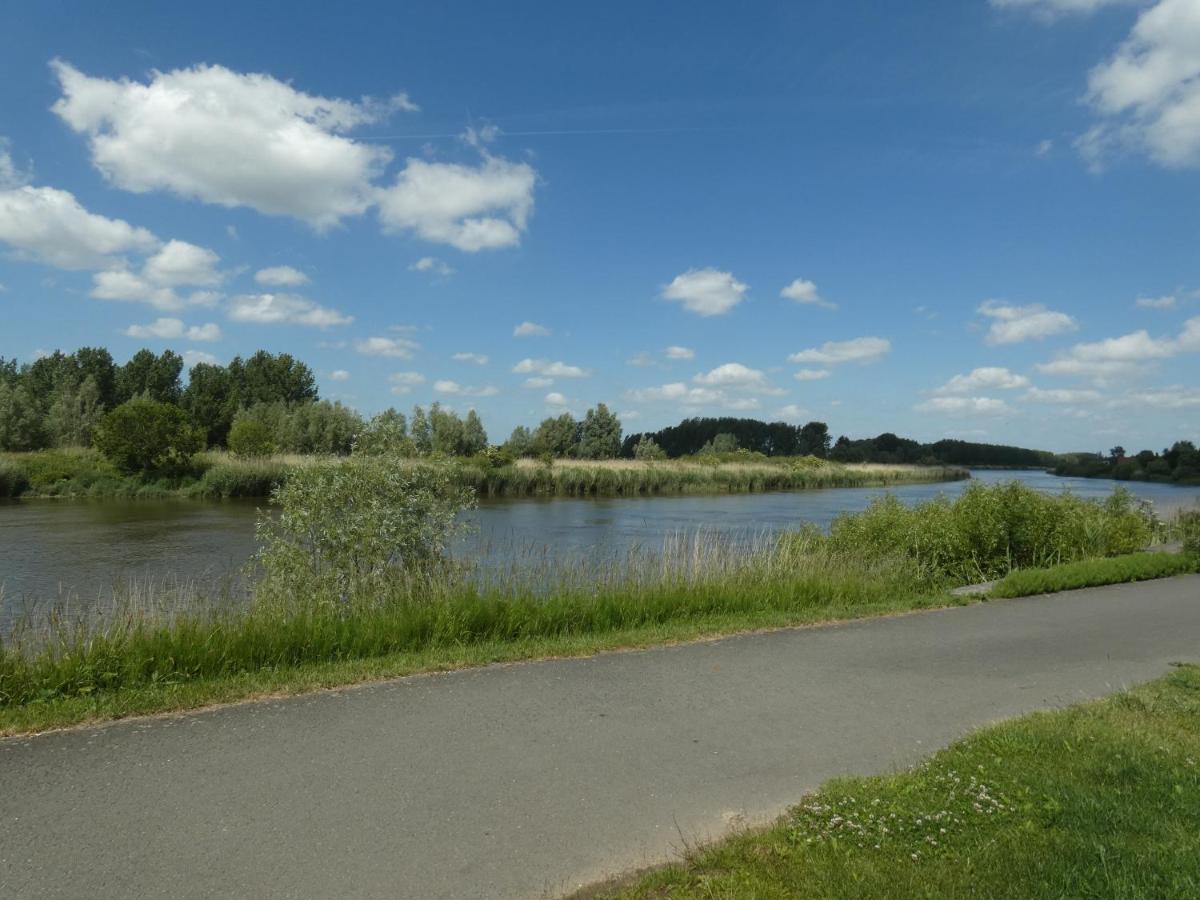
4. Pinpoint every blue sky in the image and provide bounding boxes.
[1,0,1198,452]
